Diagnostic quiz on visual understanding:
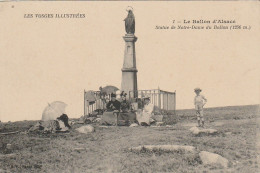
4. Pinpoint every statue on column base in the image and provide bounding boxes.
[124,6,135,35]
